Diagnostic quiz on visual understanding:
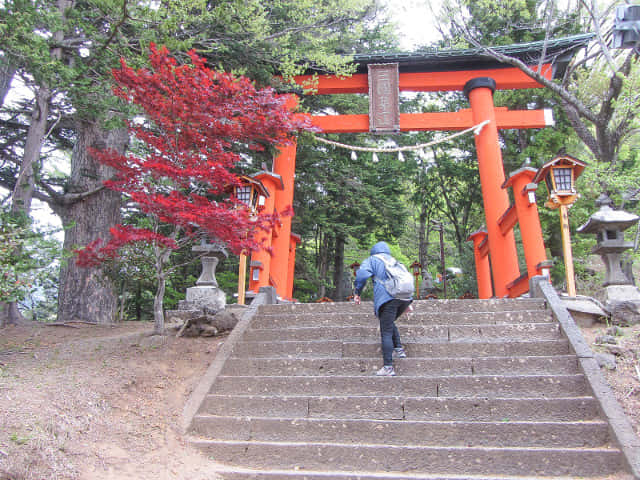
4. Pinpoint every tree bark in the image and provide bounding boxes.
[153,273,166,335]
[55,119,128,324]
[317,231,331,299]
[0,87,52,327]
[418,203,430,277]
[12,86,50,214]
[332,234,345,301]
[152,232,175,335]
[0,60,15,107]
